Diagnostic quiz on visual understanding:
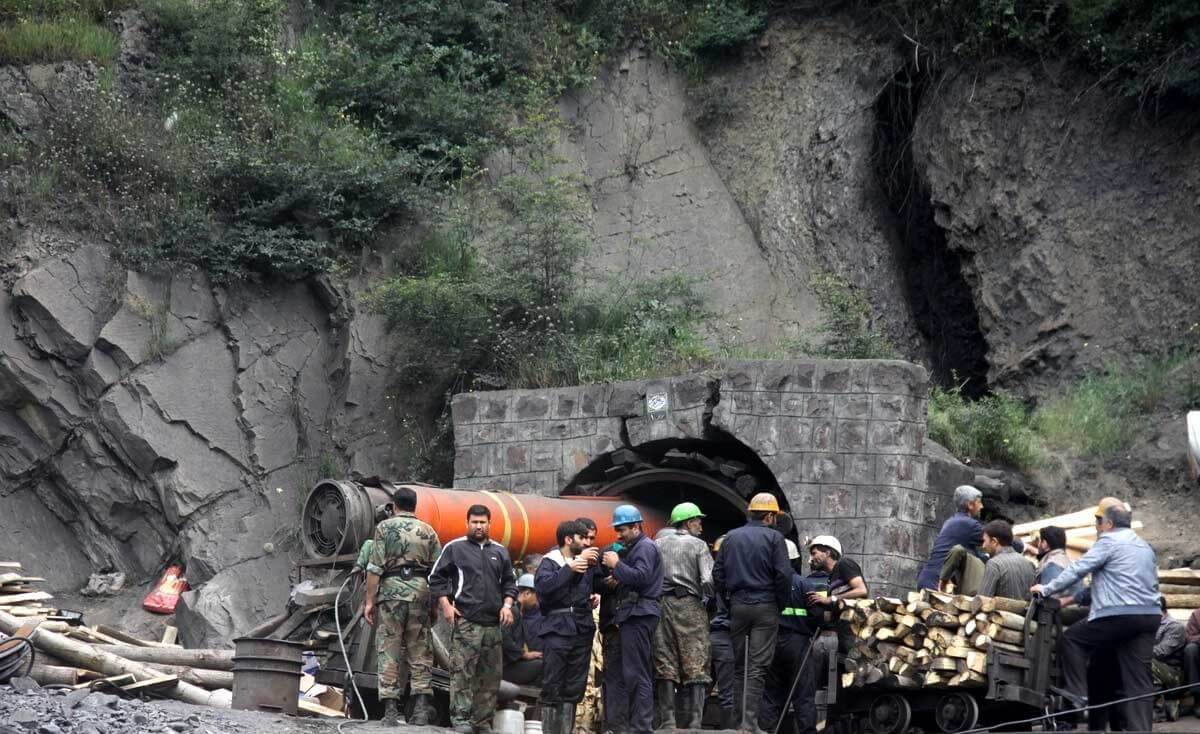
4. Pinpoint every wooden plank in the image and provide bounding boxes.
[1012,507,1104,536]
[72,673,136,690]
[1161,594,1200,609]
[120,674,179,694]
[0,592,52,605]
[160,626,178,646]
[95,625,153,648]
[298,698,347,718]
[0,563,22,570]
